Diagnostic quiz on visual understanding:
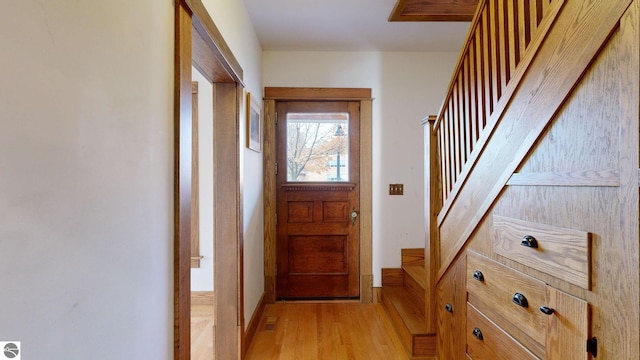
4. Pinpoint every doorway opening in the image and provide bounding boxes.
[174,1,244,359]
